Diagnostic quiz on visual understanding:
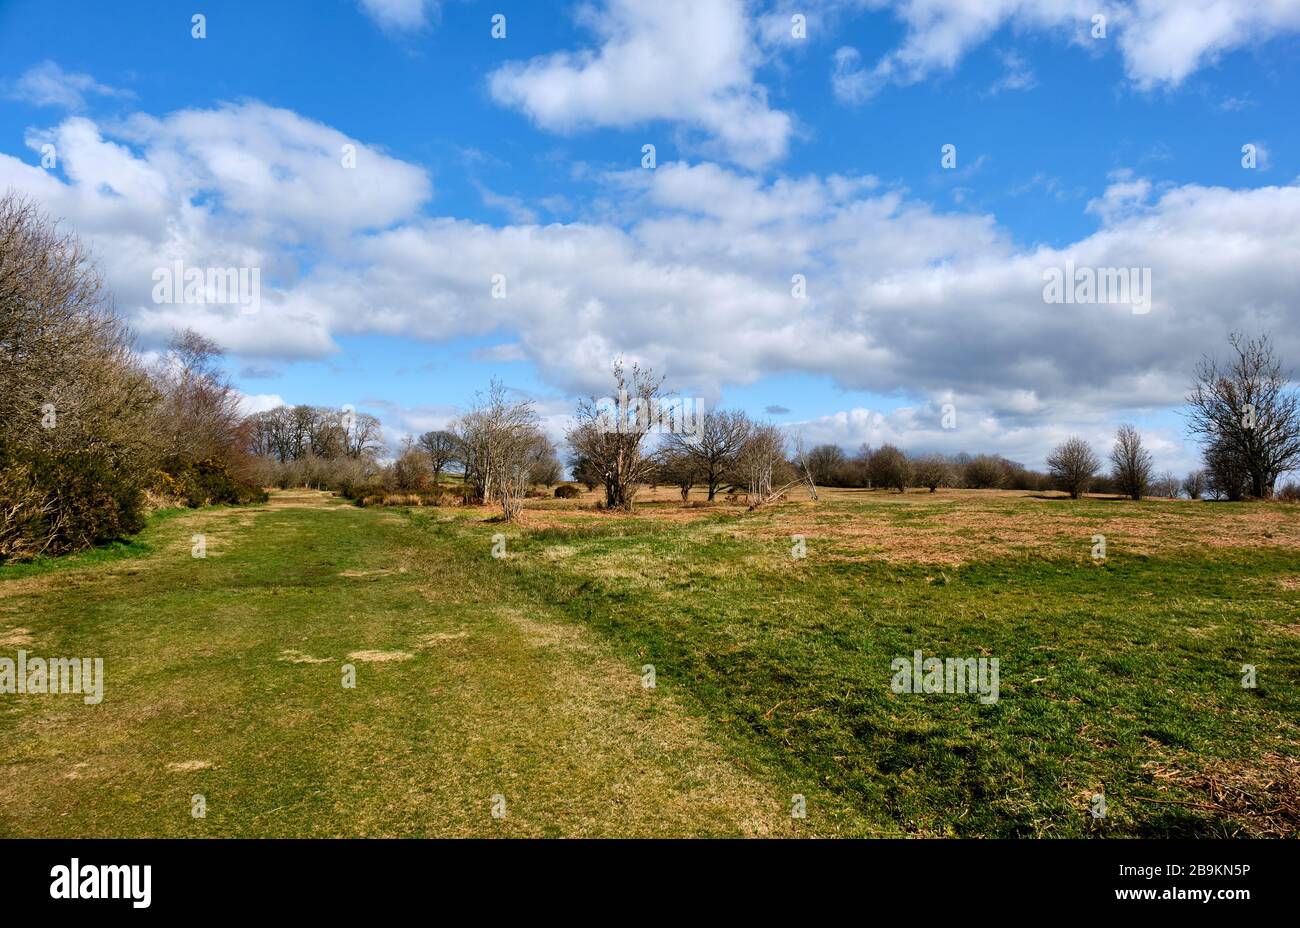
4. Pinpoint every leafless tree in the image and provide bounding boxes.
[911,454,953,492]
[790,435,820,501]
[454,380,542,520]
[1109,424,1153,500]
[662,408,751,501]
[1047,437,1100,499]
[804,444,847,486]
[417,429,459,483]
[1186,333,1300,499]
[565,360,665,510]
[1181,470,1206,500]
[961,454,1006,489]
[152,330,246,467]
[657,448,700,501]
[735,423,787,504]
[1154,471,1181,498]
[391,437,430,492]
[868,444,911,492]
[0,192,157,559]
